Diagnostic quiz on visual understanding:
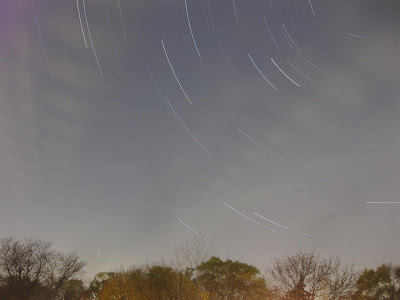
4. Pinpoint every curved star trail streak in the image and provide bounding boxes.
[75,0,88,48]
[238,127,285,160]
[264,16,280,49]
[179,19,201,72]
[178,218,210,242]
[282,28,298,52]
[282,24,301,52]
[116,0,128,42]
[248,54,277,91]
[312,129,361,142]
[270,58,300,87]
[366,202,400,204]
[348,141,400,147]
[32,0,53,80]
[83,0,103,76]
[161,40,193,104]
[105,0,119,57]
[223,203,288,238]
[253,212,312,237]
[184,0,201,58]
[208,0,235,71]
[177,218,230,255]
[148,67,184,128]
[165,97,213,158]
[312,130,400,147]
[308,0,316,16]
[202,0,213,36]
[296,51,327,74]
[288,15,296,31]
[286,59,316,83]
